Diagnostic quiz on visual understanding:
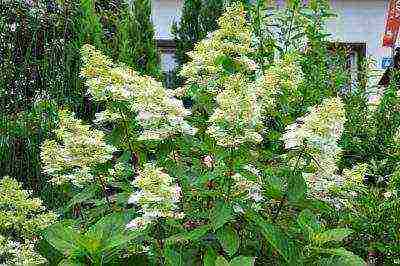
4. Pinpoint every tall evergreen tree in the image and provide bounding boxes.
[117,0,161,78]
[172,0,227,68]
